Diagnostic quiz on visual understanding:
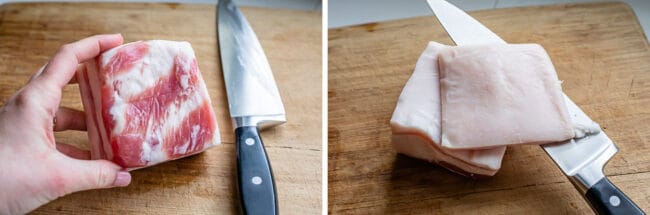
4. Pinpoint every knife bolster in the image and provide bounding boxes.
[567,142,617,193]
[232,115,286,130]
